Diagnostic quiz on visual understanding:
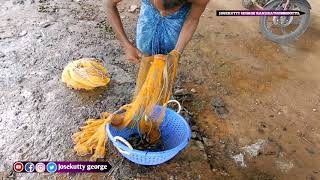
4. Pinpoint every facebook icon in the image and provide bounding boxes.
[25,162,35,172]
